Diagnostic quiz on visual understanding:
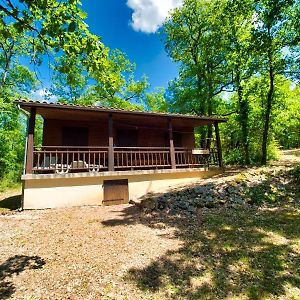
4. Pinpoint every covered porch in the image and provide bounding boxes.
[17,100,226,175]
